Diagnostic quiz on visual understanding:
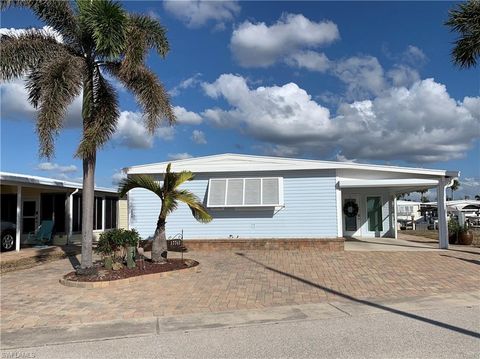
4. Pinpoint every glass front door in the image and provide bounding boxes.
[367,196,383,234]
